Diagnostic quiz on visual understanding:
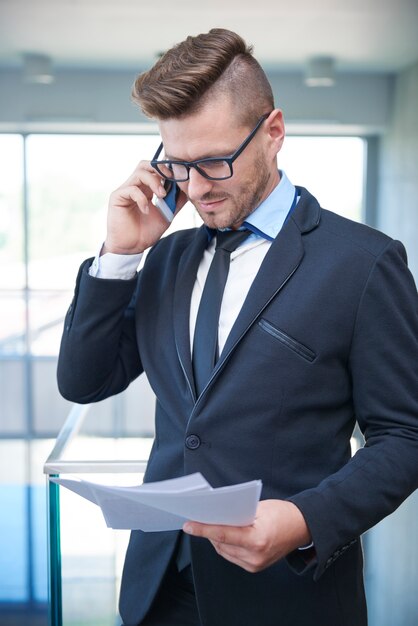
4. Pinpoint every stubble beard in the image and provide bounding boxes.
[193,153,271,230]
